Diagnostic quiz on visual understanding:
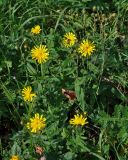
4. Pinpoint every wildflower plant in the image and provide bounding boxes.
[78,39,96,57]
[62,32,77,48]
[26,113,46,133]
[69,113,88,126]
[22,86,36,102]
[10,155,20,160]
[31,45,49,64]
[31,25,41,35]
[0,0,128,160]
